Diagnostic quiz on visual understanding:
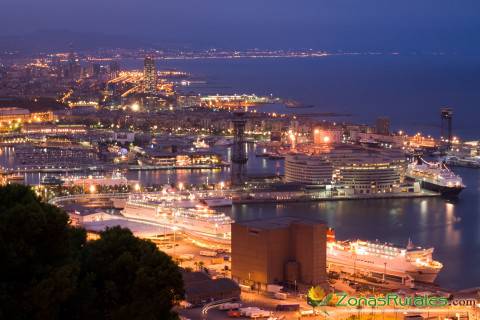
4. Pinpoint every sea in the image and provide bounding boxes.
[5,54,480,289]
